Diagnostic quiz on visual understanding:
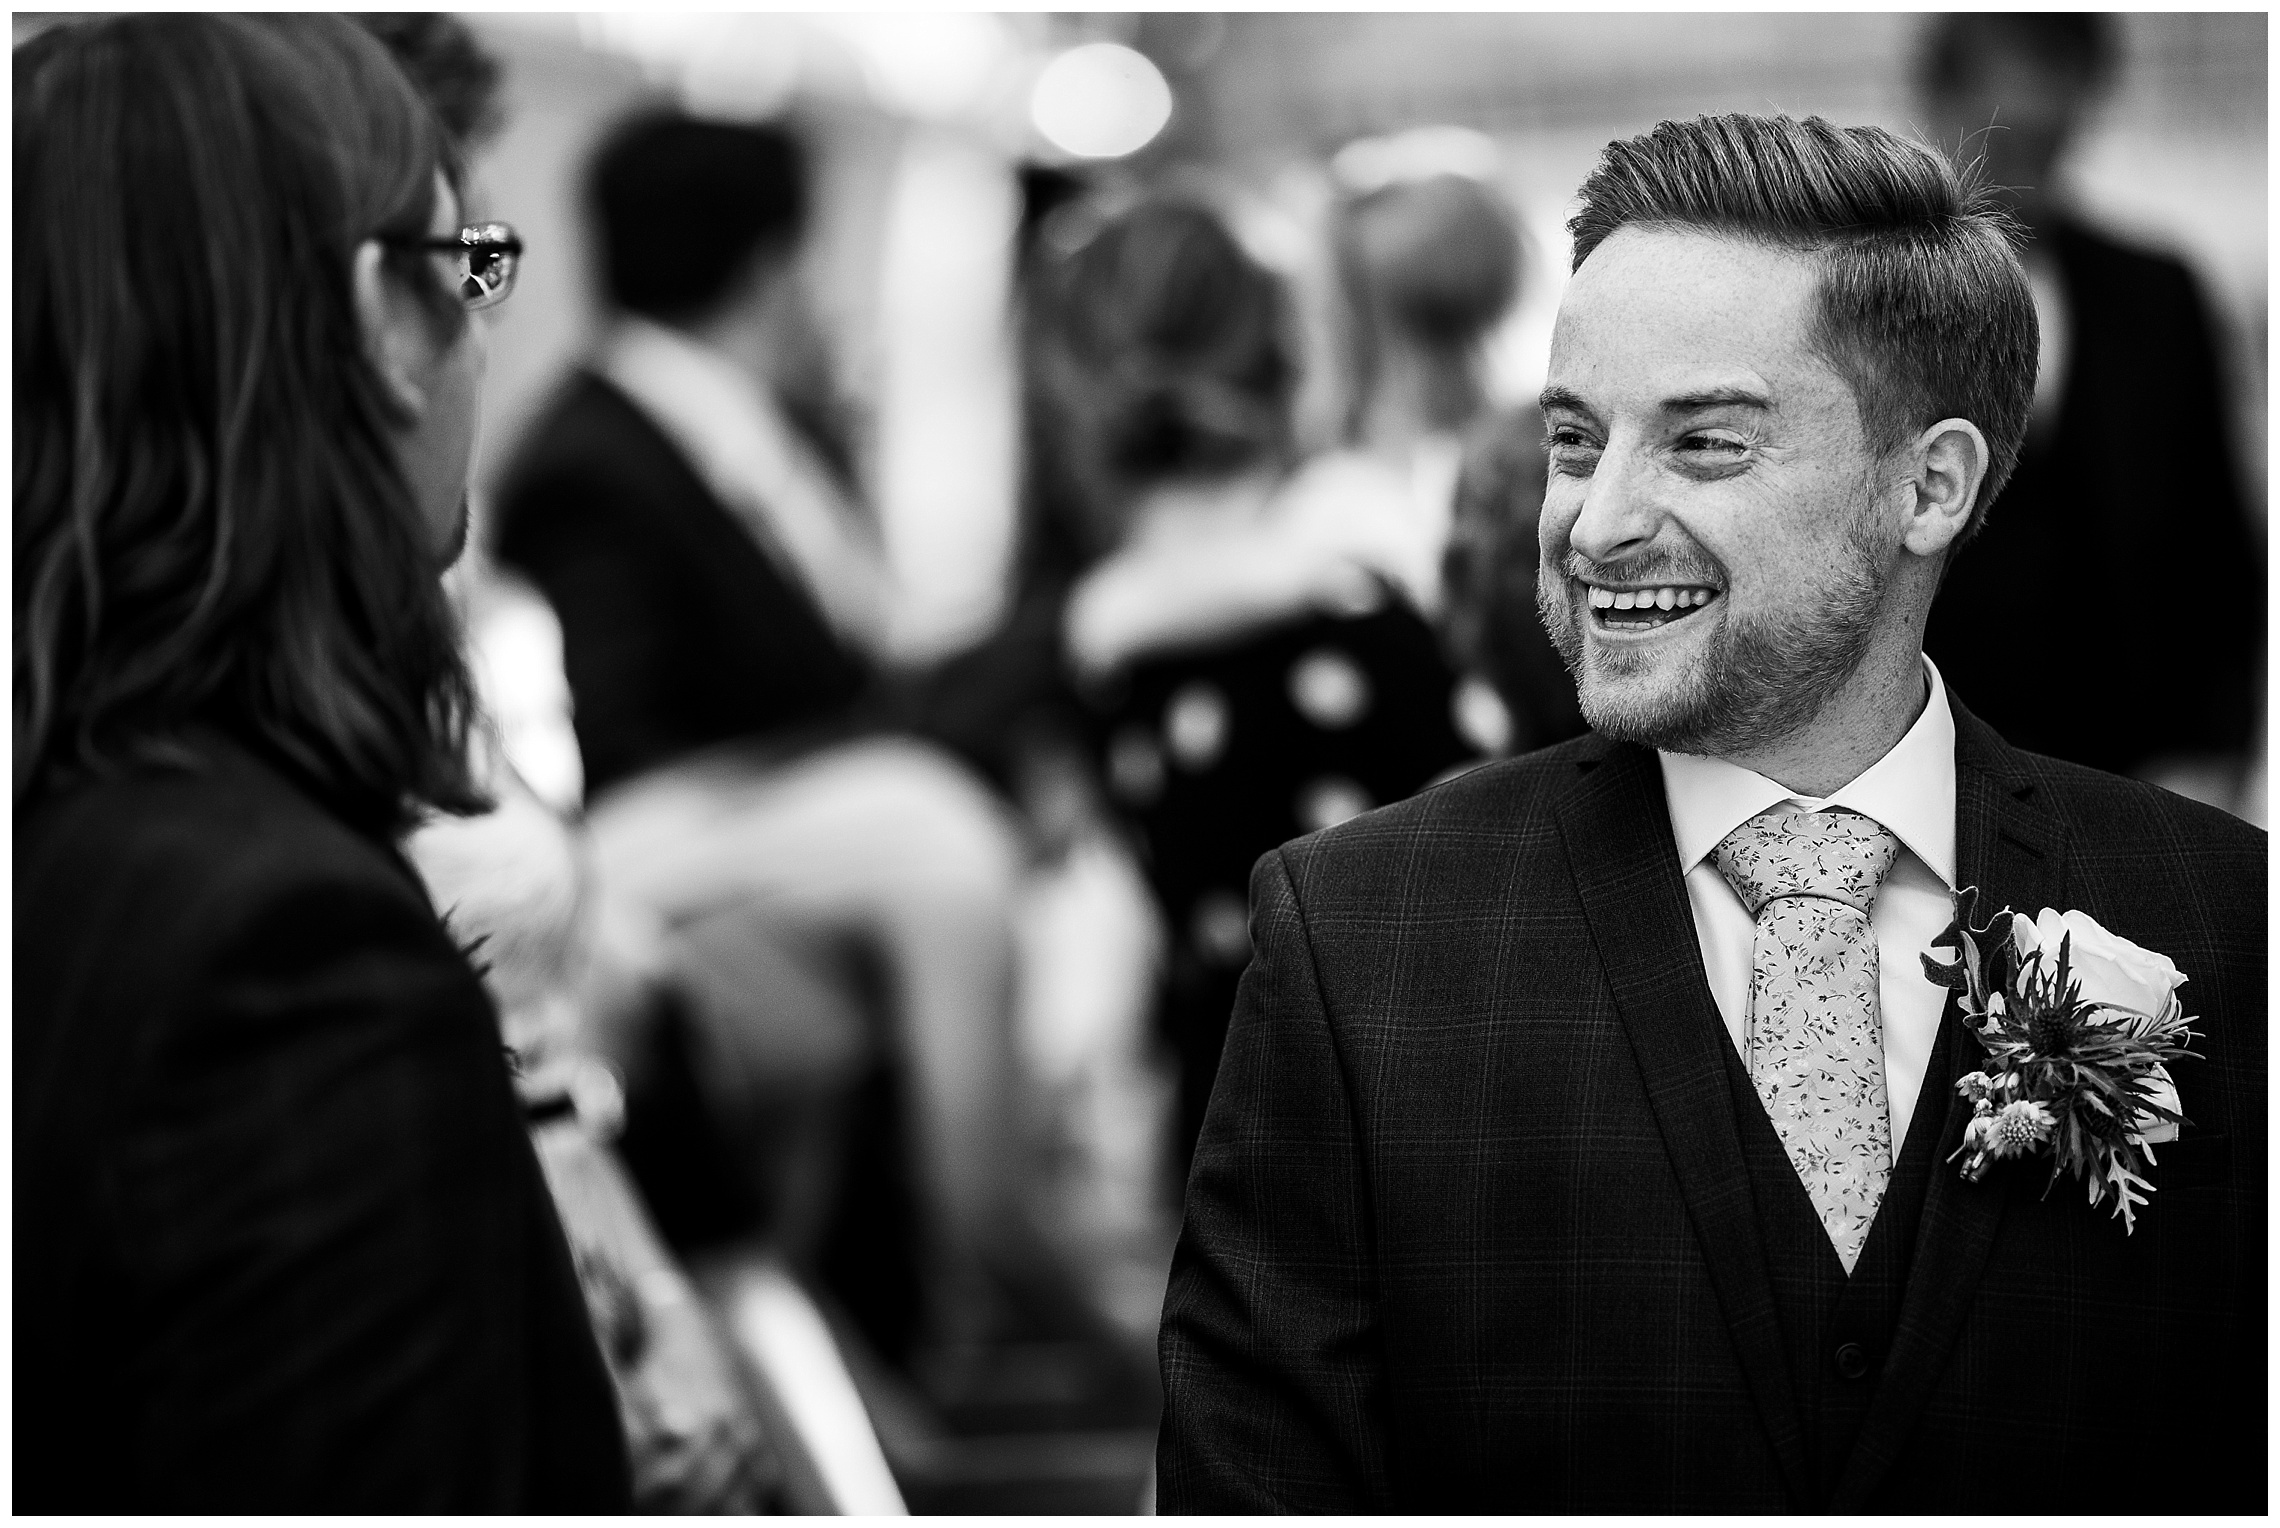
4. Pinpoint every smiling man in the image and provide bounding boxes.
[1156,114,2264,1514]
